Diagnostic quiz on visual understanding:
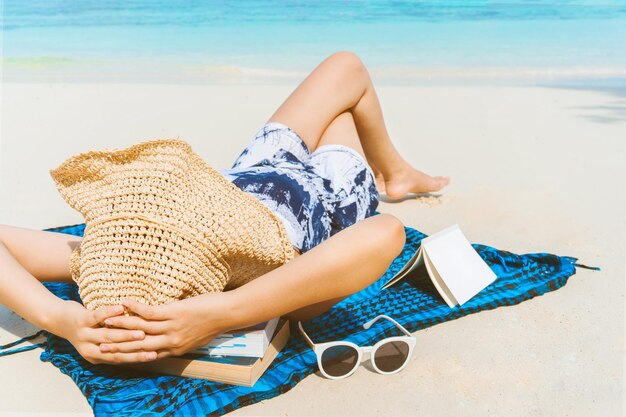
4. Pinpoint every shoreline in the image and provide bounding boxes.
[4,60,626,88]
